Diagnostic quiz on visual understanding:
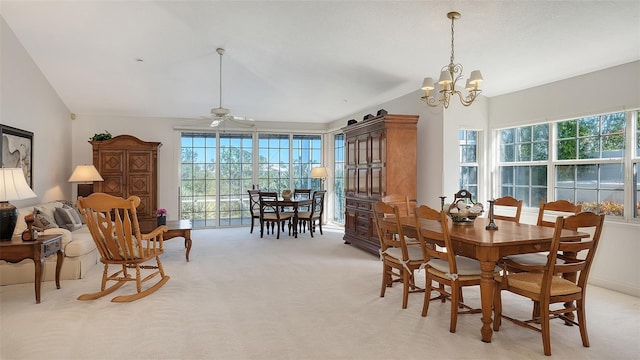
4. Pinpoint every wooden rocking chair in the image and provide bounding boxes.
[77,193,170,302]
